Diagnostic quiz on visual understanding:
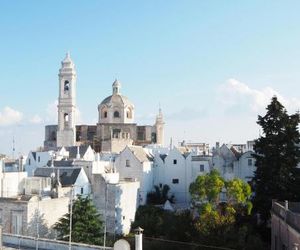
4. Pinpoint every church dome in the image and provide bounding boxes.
[100,93,133,107]
[98,80,135,124]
